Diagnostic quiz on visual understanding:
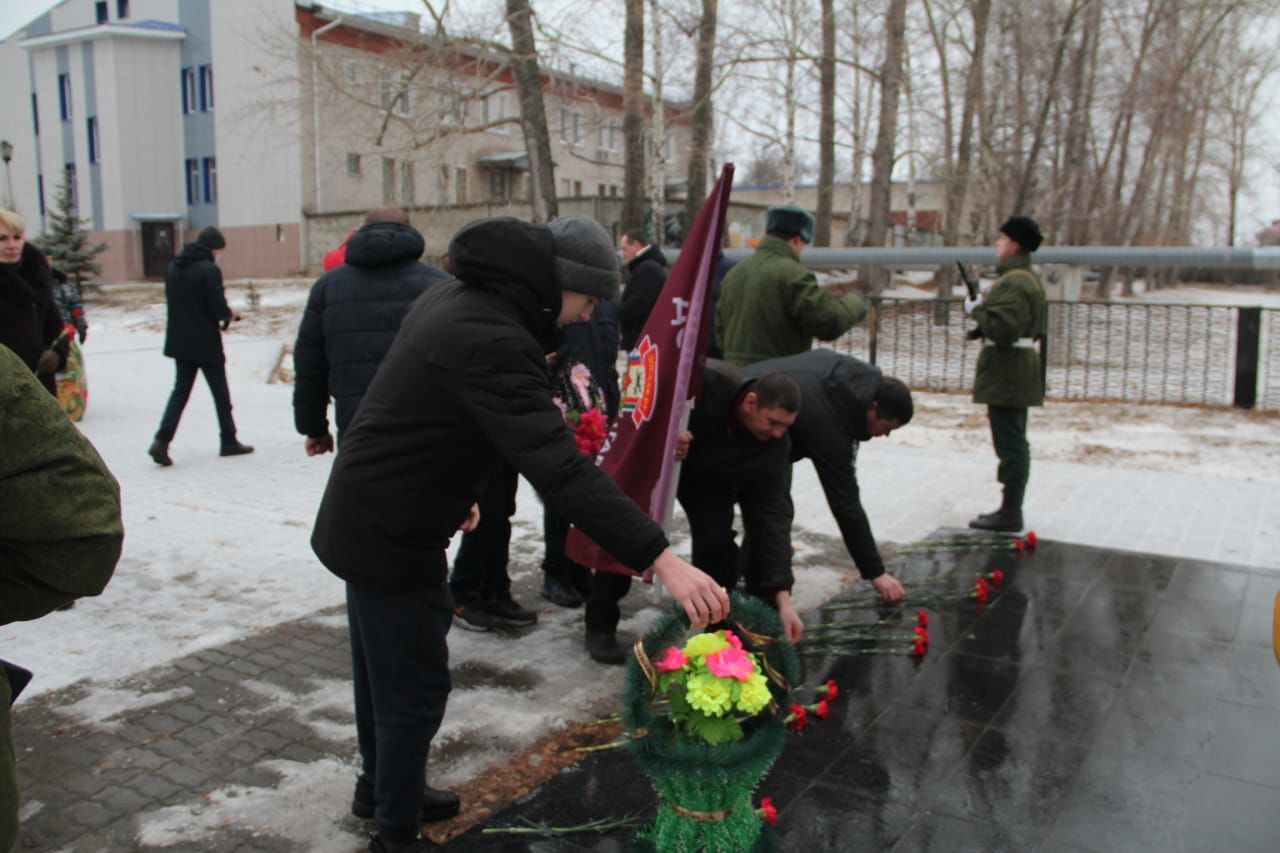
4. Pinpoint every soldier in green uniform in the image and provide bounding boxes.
[716,204,866,367]
[965,216,1048,532]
